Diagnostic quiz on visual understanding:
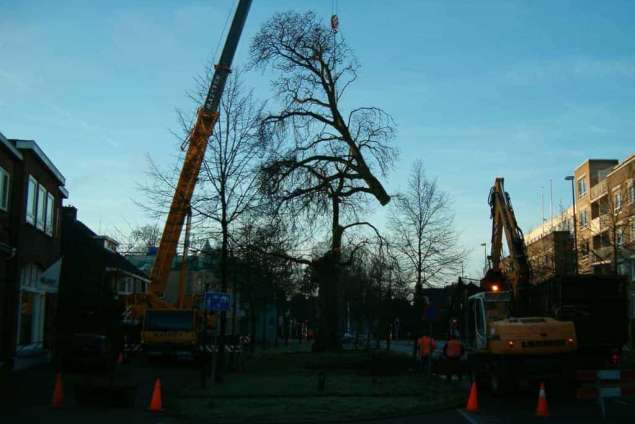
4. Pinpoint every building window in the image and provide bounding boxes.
[577,178,587,197]
[614,190,623,211]
[629,182,635,204]
[26,176,37,224]
[46,193,54,236]
[24,175,55,236]
[36,185,46,230]
[17,264,45,347]
[580,239,590,256]
[579,209,589,227]
[0,166,9,211]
